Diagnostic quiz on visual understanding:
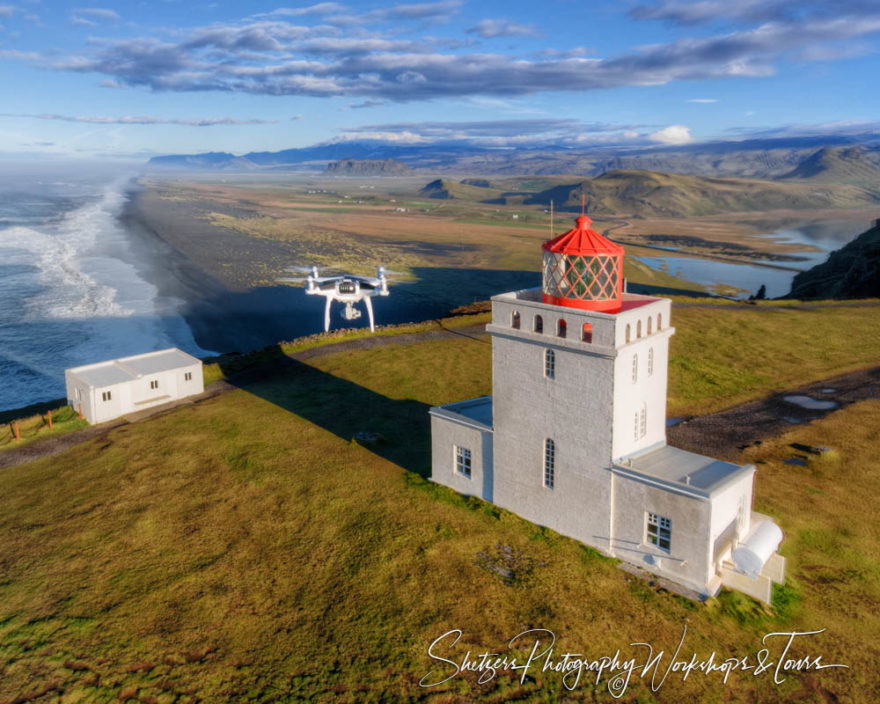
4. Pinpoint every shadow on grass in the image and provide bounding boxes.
[219,348,432,477]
